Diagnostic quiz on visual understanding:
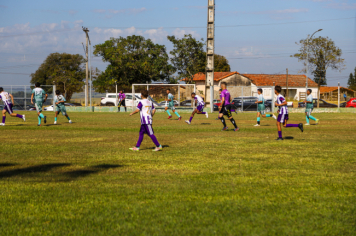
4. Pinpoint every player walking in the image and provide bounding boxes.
[118,90,126,112]
[275,85,303,140]
[254,88,276,126]
[0,87,25,126]
[129,90,162,151]
[218,82,239,131]
[165,89,181,120]
[185,92,208,125]
[31,82,48,126]
[304,89,319,125]
[54,90,72,124]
